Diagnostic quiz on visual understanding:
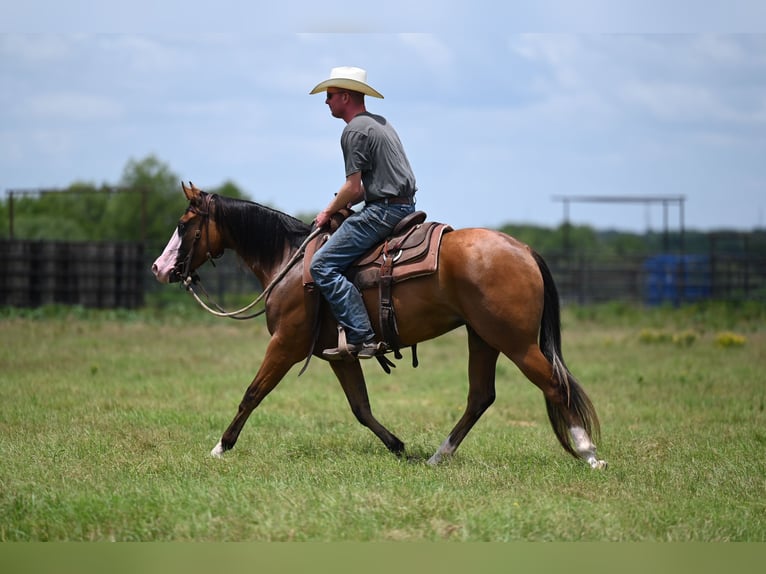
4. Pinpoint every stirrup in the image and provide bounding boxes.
[322,327,387,361]
[322,326,358,362]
